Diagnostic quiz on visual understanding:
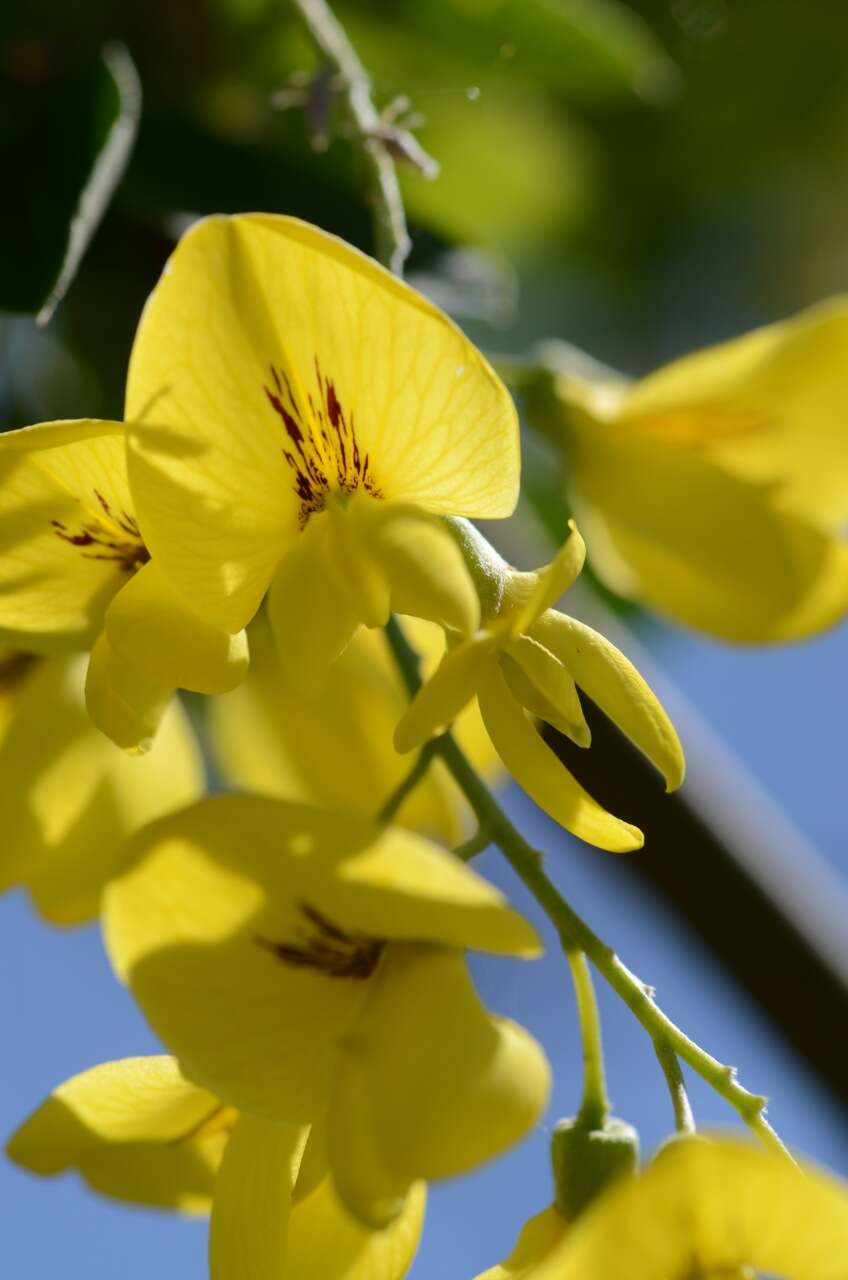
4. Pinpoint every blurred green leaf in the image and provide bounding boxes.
[352,0,679,105]
[0,41,140,320]
[334,14,594,250]
[402,86,591,248]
